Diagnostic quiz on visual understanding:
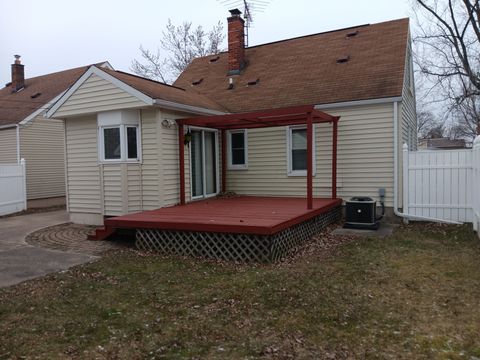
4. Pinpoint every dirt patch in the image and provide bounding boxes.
[0,205,66,219]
